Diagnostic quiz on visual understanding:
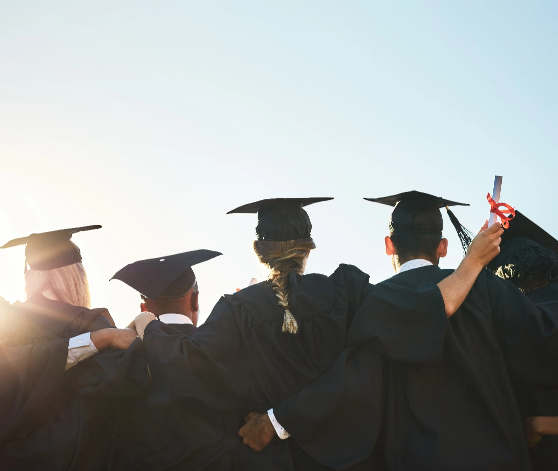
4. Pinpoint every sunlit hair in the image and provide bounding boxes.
[25,262,91,308]
[491,246,558,293]
[253,237,315,334]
